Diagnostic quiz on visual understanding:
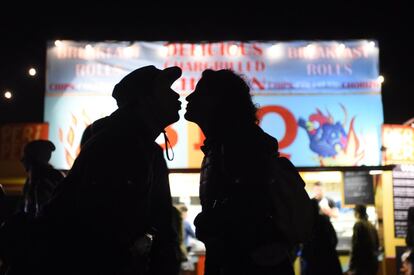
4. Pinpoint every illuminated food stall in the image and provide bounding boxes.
[2,40,394,274]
